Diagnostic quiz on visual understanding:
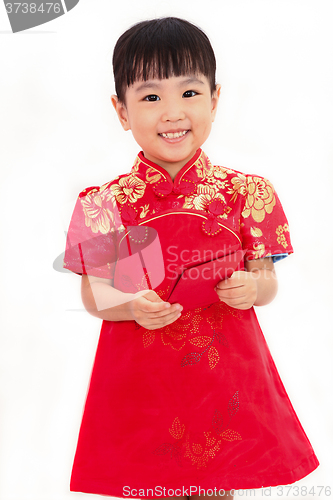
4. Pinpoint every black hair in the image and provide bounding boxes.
[112,17,216,103]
